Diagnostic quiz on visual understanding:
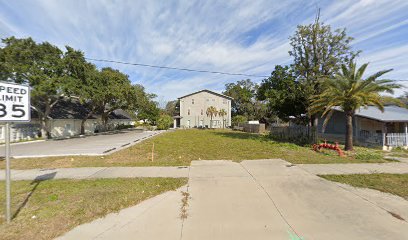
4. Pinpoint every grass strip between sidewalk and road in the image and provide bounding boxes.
[320,173,408,200]
[0,177,187,240]
[0,129,395,170]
